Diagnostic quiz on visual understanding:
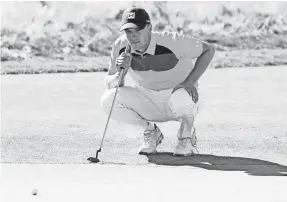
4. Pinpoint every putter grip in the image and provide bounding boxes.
[120,44,131,70]
[118,44,131,87]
